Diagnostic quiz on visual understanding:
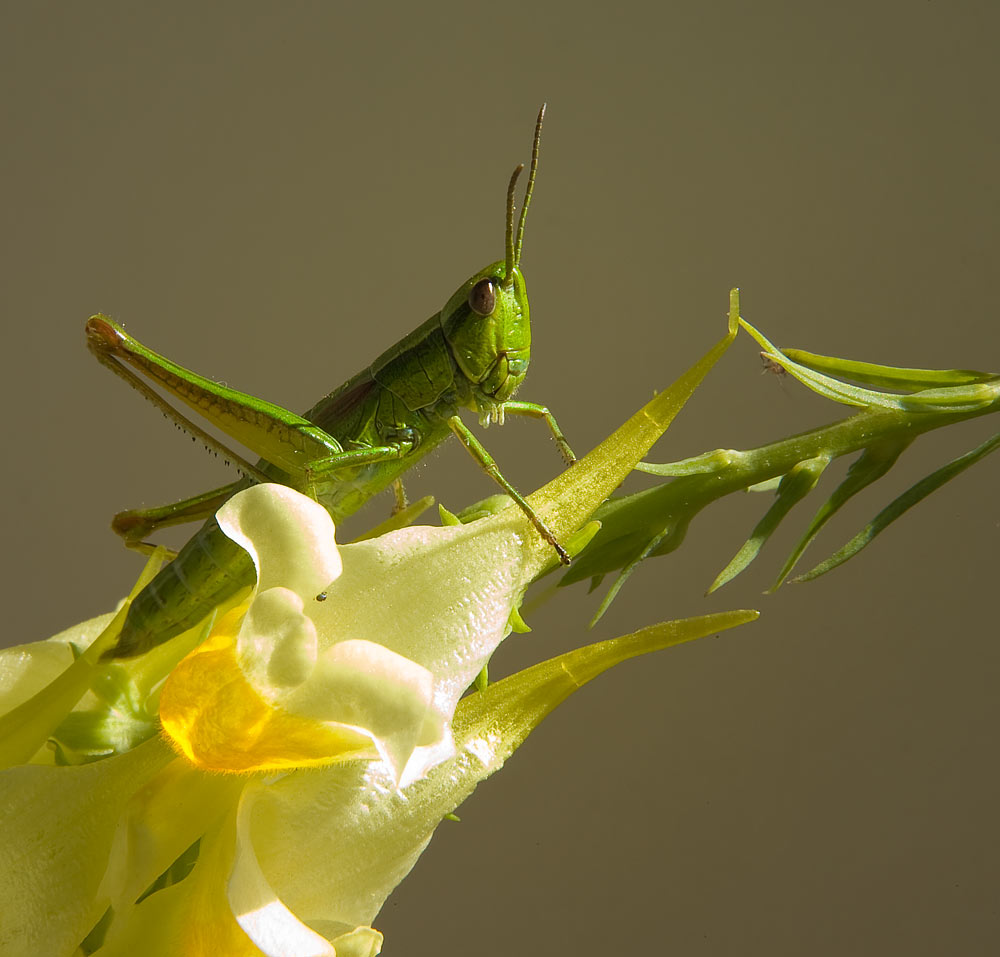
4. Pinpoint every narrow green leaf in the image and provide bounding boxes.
[708,455,831,593]
[747,476,784,493]
[794,430,1000,582]
[898,382,1000,414]
[740,320,1000,414]
[768,438,912,591]
[589,525,676,626]
[782,348,996,391]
